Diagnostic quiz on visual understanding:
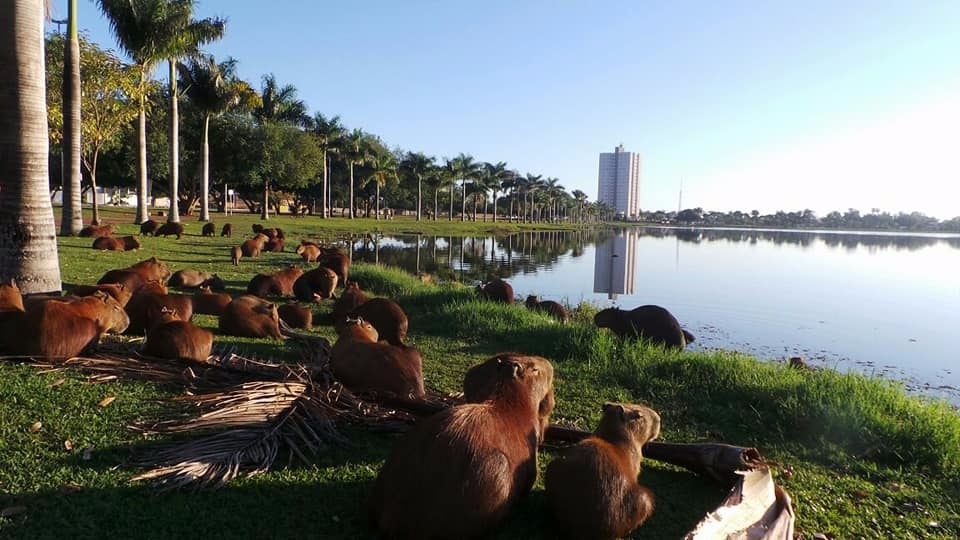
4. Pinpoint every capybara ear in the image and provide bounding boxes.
[496,358,522,379]
[602,402,626,420]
